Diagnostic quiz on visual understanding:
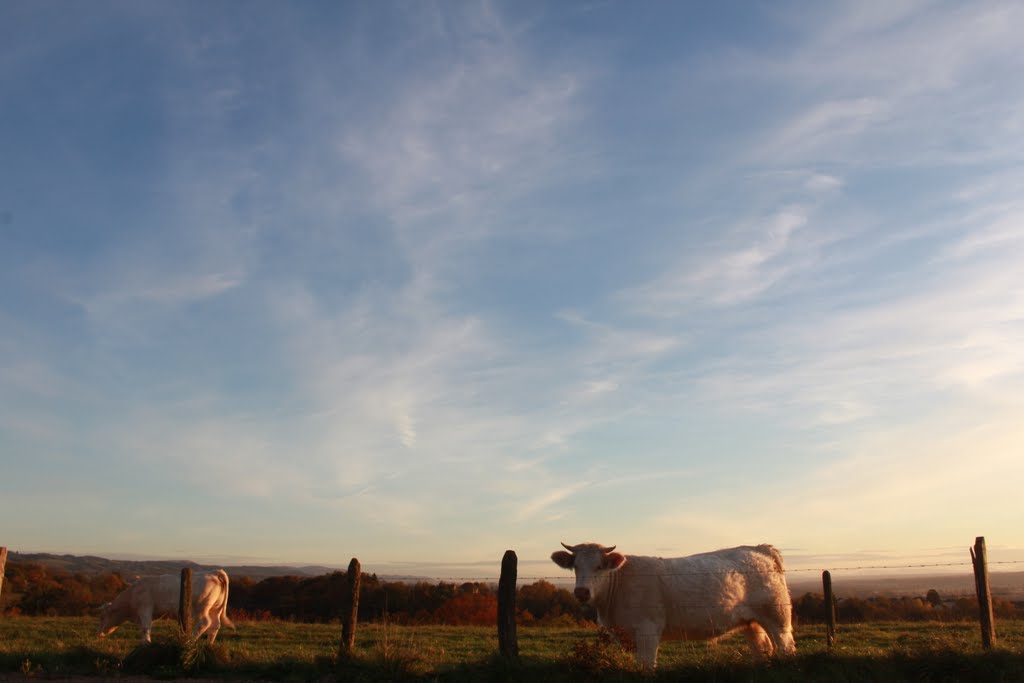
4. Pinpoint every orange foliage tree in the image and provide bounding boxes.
[432,592,498,626]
